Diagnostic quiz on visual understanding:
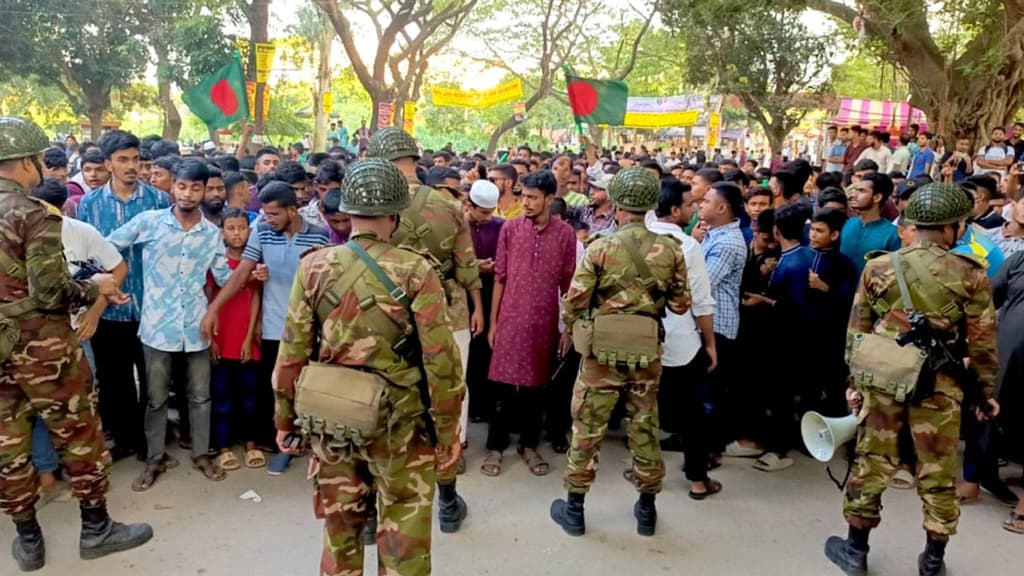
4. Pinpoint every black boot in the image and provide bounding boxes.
[824,526,869,576]
[362,492,377,546]
[11,514,45,572]
[918,535,947,576]
[634,493,657,536]
[438,482,467,534]
[550,492,585,536]
[79,503,153,560]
